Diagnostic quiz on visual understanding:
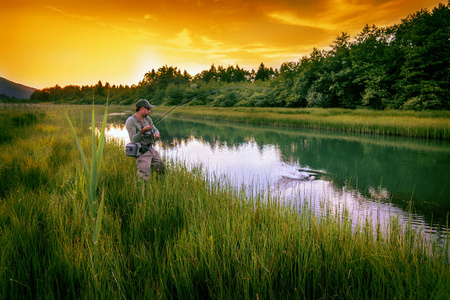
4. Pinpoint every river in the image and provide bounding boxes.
[106,112,450,239]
